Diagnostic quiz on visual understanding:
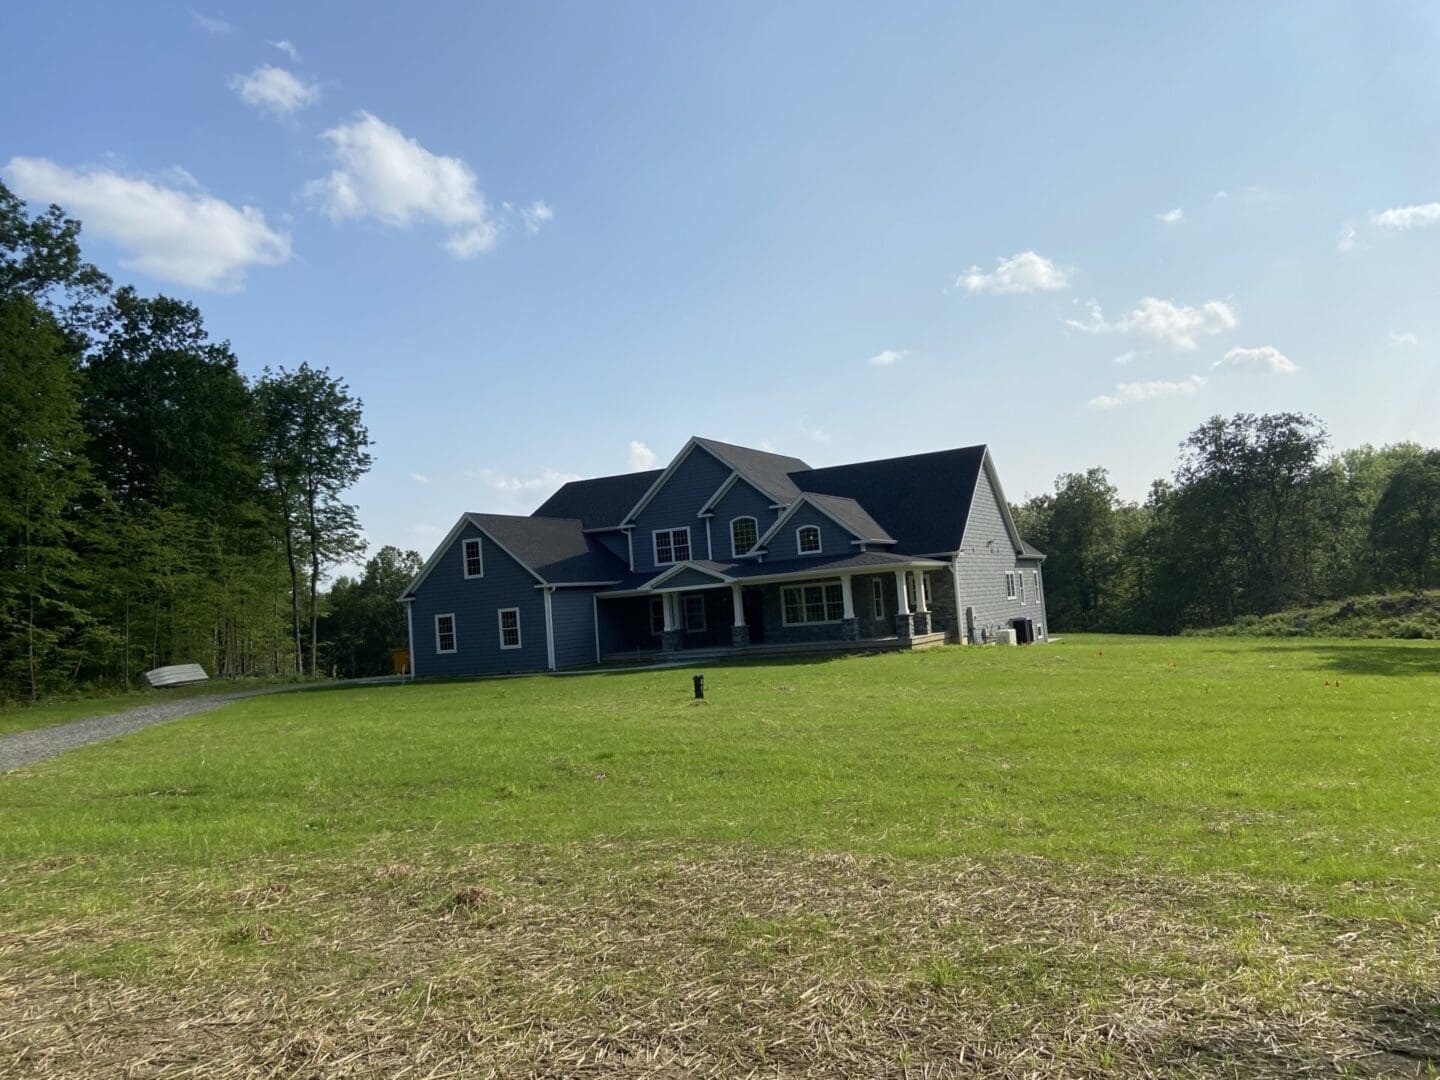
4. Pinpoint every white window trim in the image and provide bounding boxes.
[651,526,692,567]
[498,607,522,650]
[871,577,885,619]
[462,537,484,579]
[780,580,845,626]
[683,594,707,633]
[796,524,822,556]
[730,515,758,558]
[1005,571,1016,600]
[434,612,457,654]
[1018,571,1026,603]
[649,597,665,635]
